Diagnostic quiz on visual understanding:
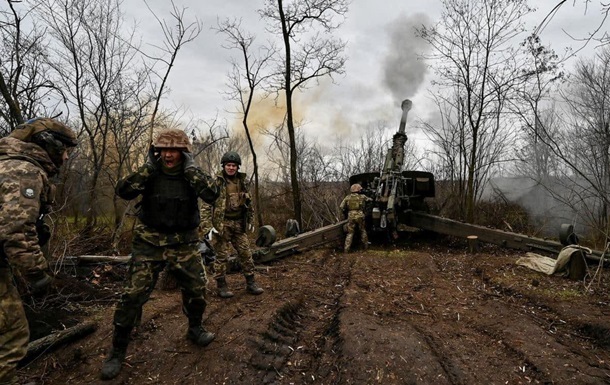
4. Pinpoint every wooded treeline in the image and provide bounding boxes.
[1,0,609,255]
